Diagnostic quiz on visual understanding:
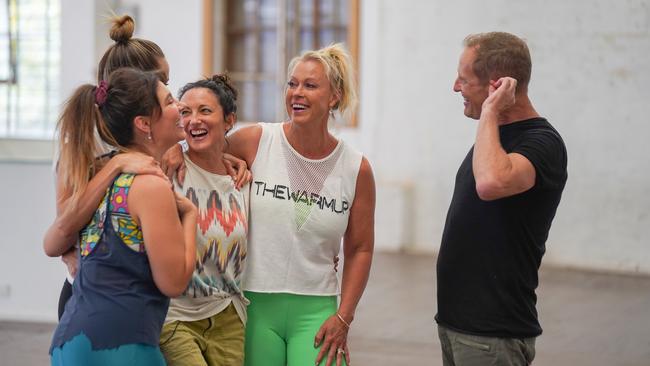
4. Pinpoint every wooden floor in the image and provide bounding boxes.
[2,252,650,365]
